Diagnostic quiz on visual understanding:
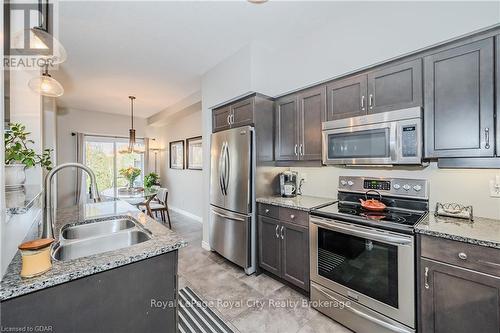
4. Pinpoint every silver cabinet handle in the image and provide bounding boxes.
[458,252,467,260]
[294,144,298,156]
[361,95,365,111]
[485,128,490,149]
[227,114,231,125]
[369,94,374,109]
[230,114,234,124]
[299,144,304,156]
[275,225,279,239]
[265,209,270,214]
[290,214,295,220]
[424,267,430,289]
[280,226,284,239]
